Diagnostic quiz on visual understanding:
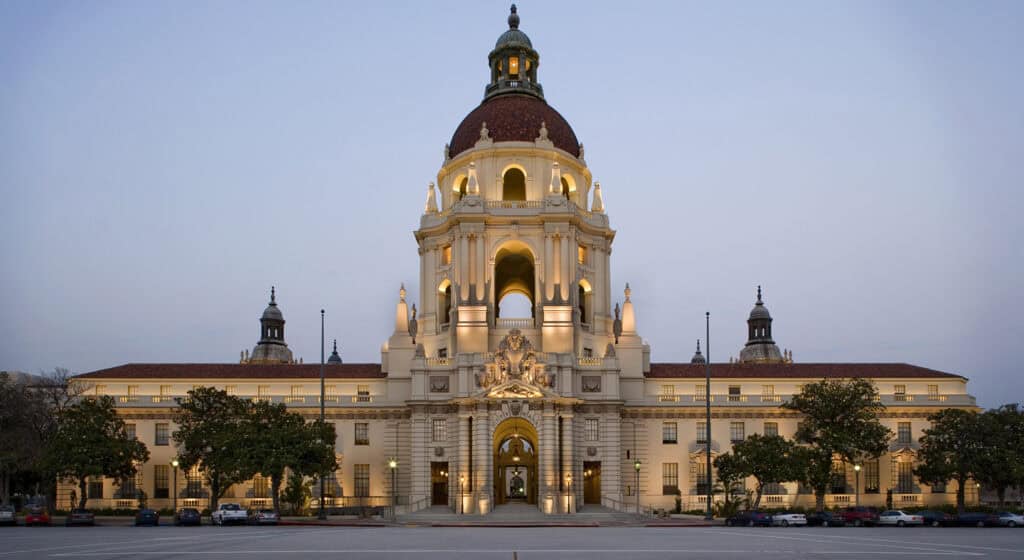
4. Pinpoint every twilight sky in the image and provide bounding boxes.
[1,1,1021,408]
